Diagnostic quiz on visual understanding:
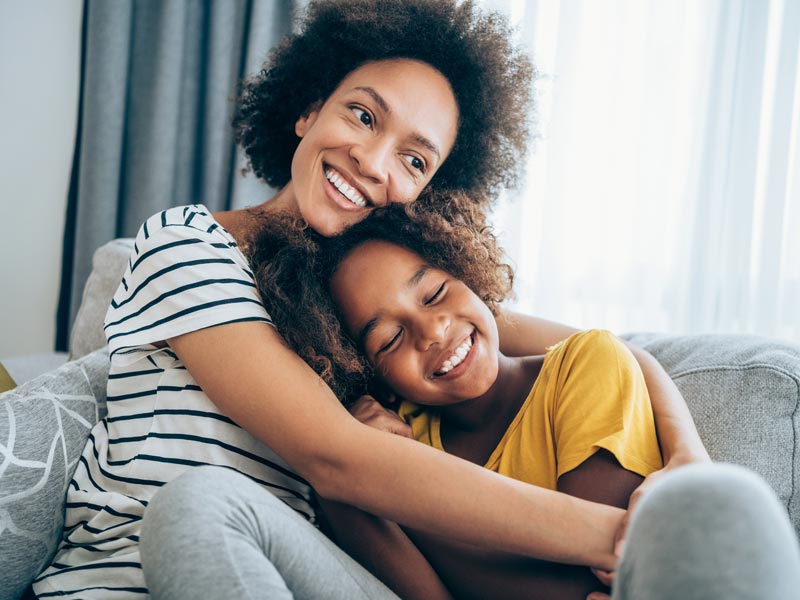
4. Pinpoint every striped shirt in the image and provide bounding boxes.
[34,205,316,599]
